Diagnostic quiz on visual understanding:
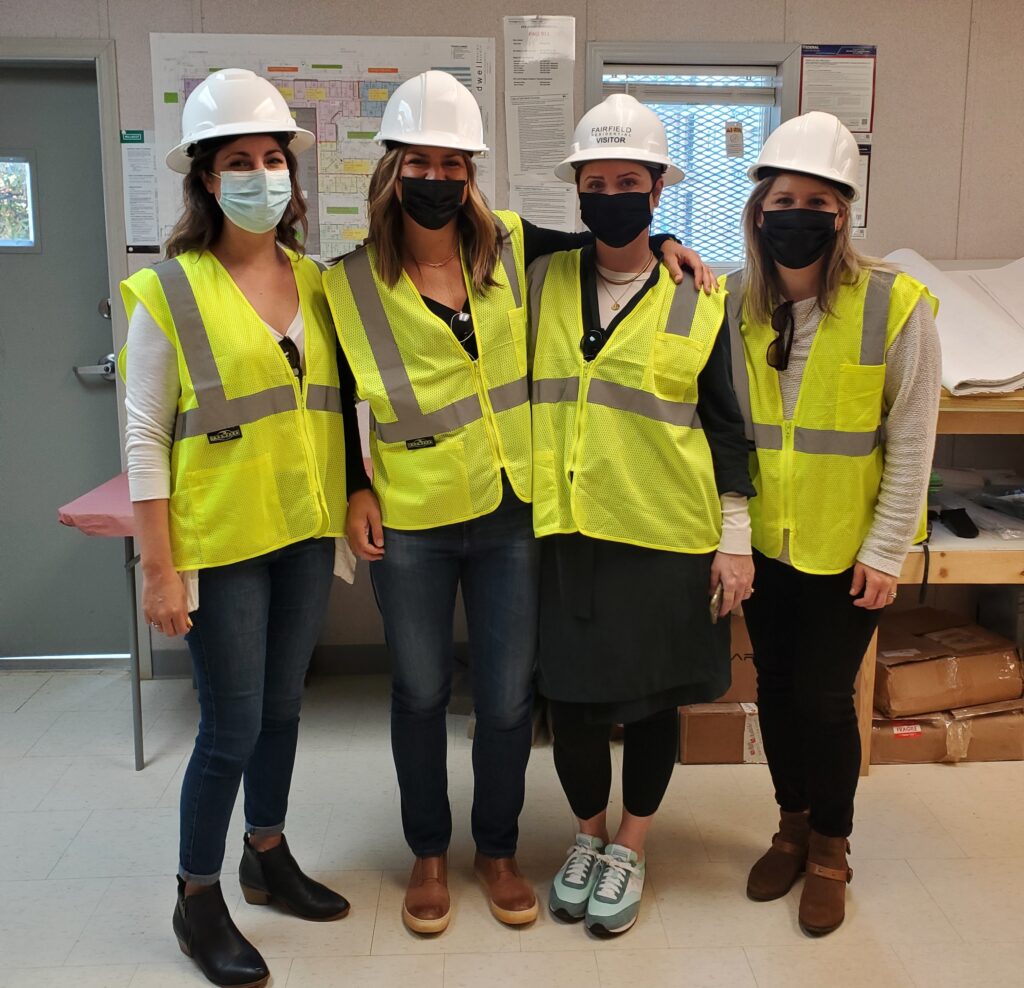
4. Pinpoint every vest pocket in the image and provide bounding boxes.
[651,333,704,403]
[508,306,528,377]
[836,363,886,431]
[377,438,472,527]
